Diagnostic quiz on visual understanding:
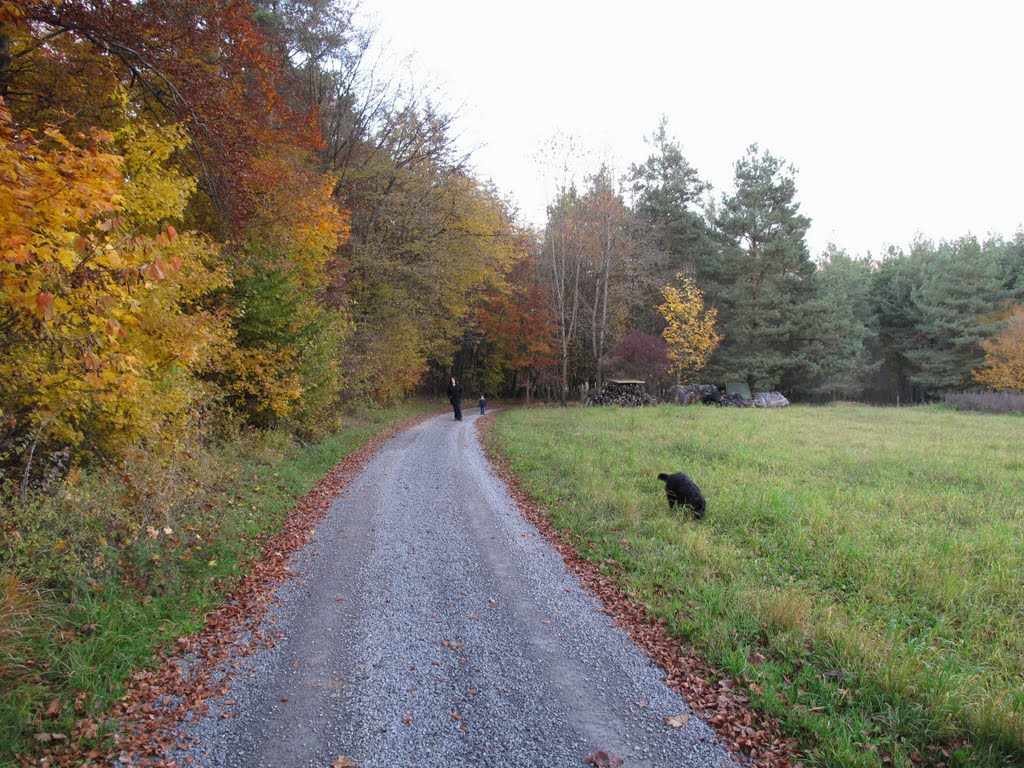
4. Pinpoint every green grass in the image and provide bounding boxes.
[0,402,437,765]
[488,404,1024,767]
